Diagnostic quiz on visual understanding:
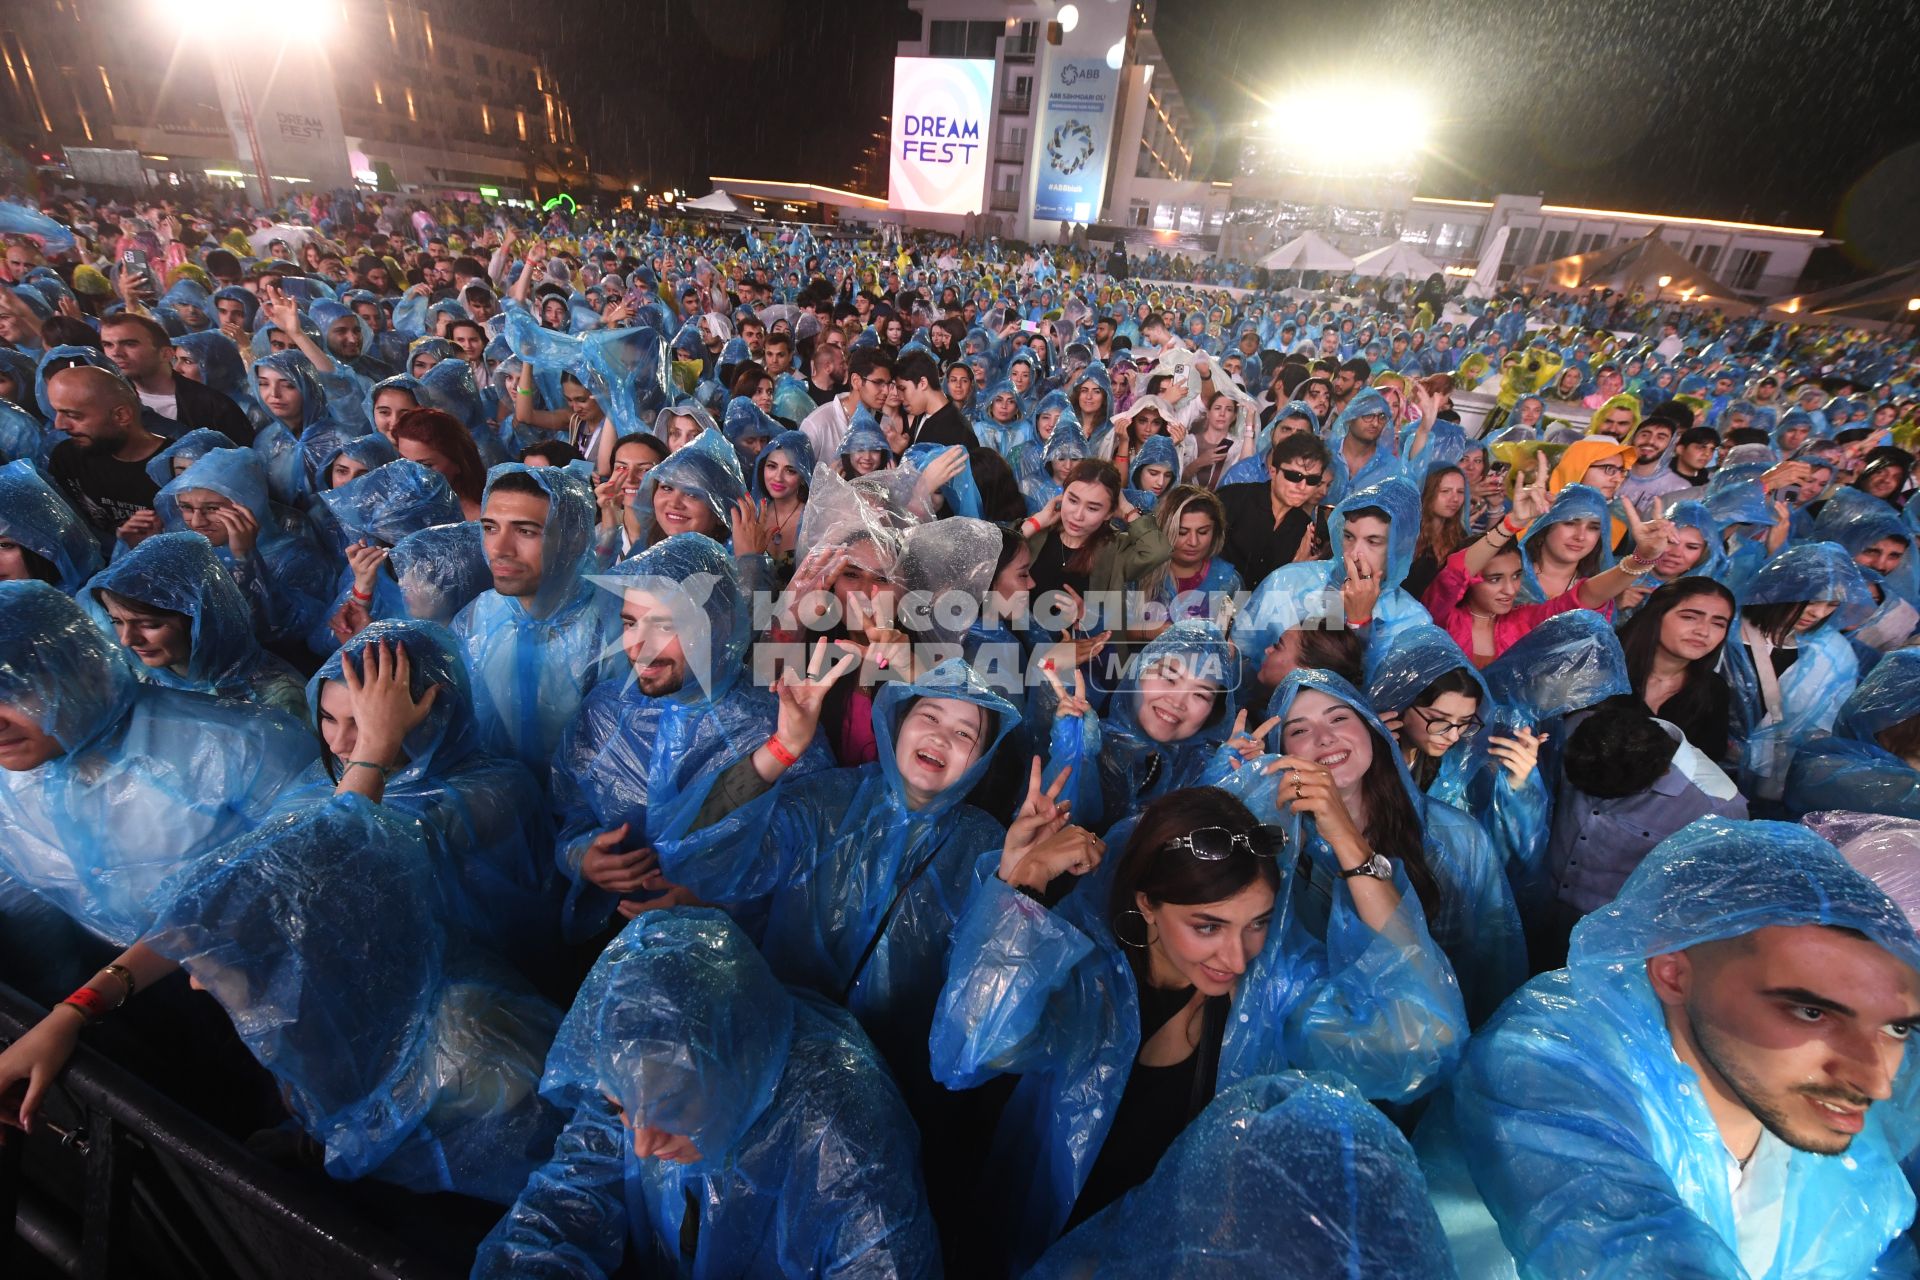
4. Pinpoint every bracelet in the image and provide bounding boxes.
[1021,517,1039,535]
[1500,513,1522,535]
[763,735,799,768]
[100,962,137,1003]
[516,386,534,396]
[350,586,373,603]
[345,759,395,778]
[61,985,112,1022]
[1345,616,1371,629]
[1626,553,1660,572]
